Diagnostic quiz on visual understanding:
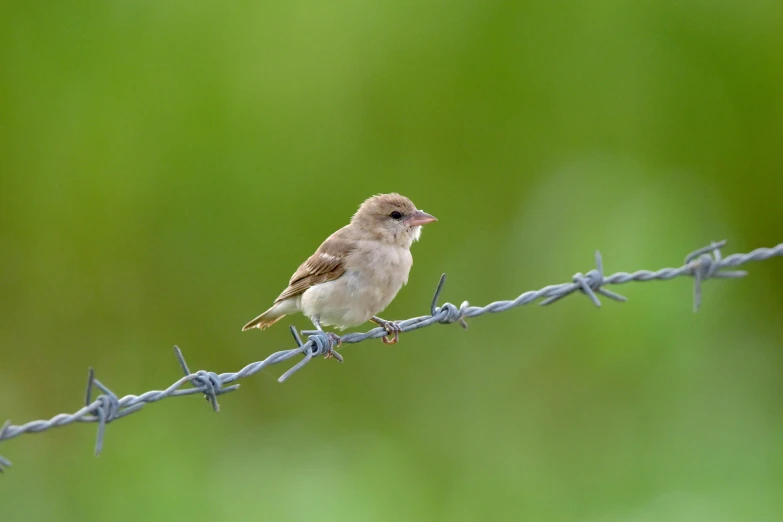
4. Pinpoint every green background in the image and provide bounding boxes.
[2,1,782,521]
